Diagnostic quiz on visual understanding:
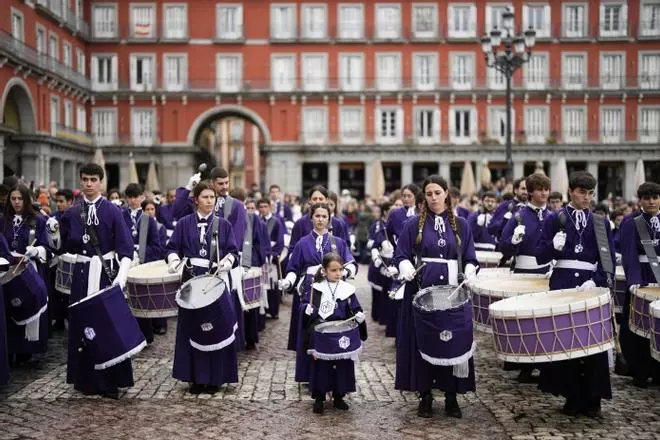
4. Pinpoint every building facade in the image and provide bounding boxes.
[1,0,659,198]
